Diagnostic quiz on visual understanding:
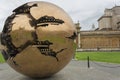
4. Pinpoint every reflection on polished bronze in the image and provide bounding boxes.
[1,1,77,78]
